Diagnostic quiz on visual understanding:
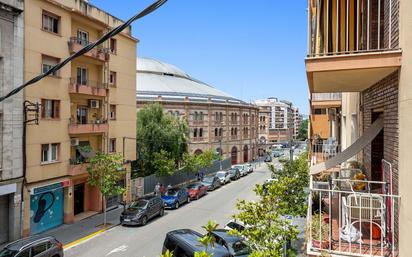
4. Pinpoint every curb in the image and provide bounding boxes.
[63,223,120,250]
